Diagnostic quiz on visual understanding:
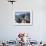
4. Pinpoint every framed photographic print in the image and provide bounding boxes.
[14,10,33,26]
